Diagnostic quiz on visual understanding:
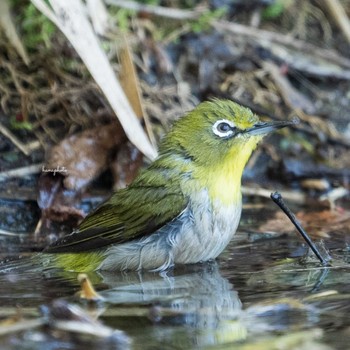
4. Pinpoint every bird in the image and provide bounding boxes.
[43,99,294,272]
